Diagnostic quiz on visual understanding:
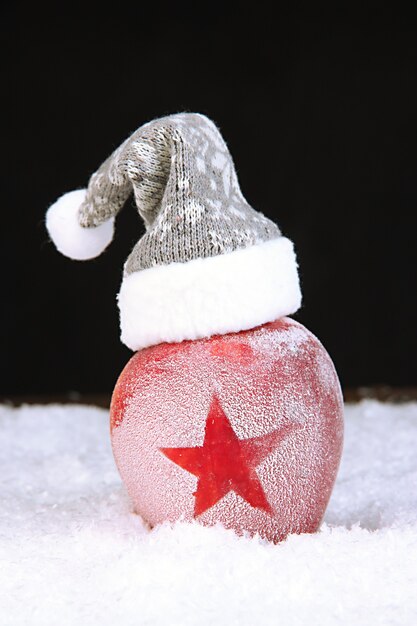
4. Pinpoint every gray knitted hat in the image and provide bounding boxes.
[46,113,301,351]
